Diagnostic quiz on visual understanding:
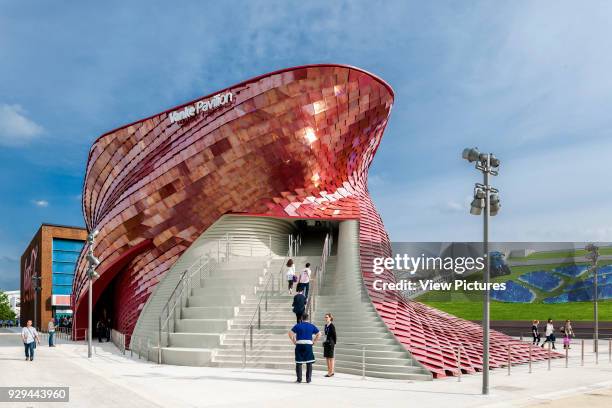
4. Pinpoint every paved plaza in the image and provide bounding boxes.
[1,330,611,407]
